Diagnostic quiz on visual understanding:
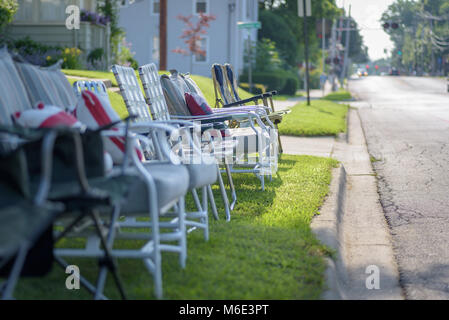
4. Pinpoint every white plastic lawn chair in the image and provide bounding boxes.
[110,65,222,233]
[149,65,278,190]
